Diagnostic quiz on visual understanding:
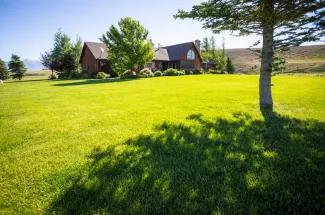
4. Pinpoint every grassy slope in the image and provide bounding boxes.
[0,75,325,214]
[226,44,325,74]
